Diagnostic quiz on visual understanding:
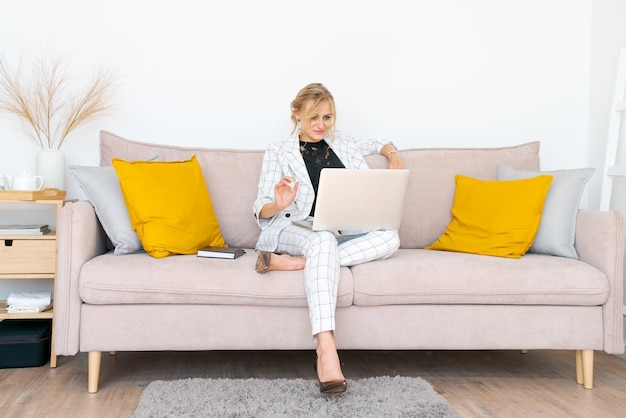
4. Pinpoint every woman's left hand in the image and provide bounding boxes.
[381,143,405,169]
[387,153,405,169]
